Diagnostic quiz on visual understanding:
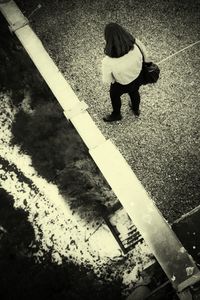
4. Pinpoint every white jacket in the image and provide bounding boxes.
[101,39,148,85]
